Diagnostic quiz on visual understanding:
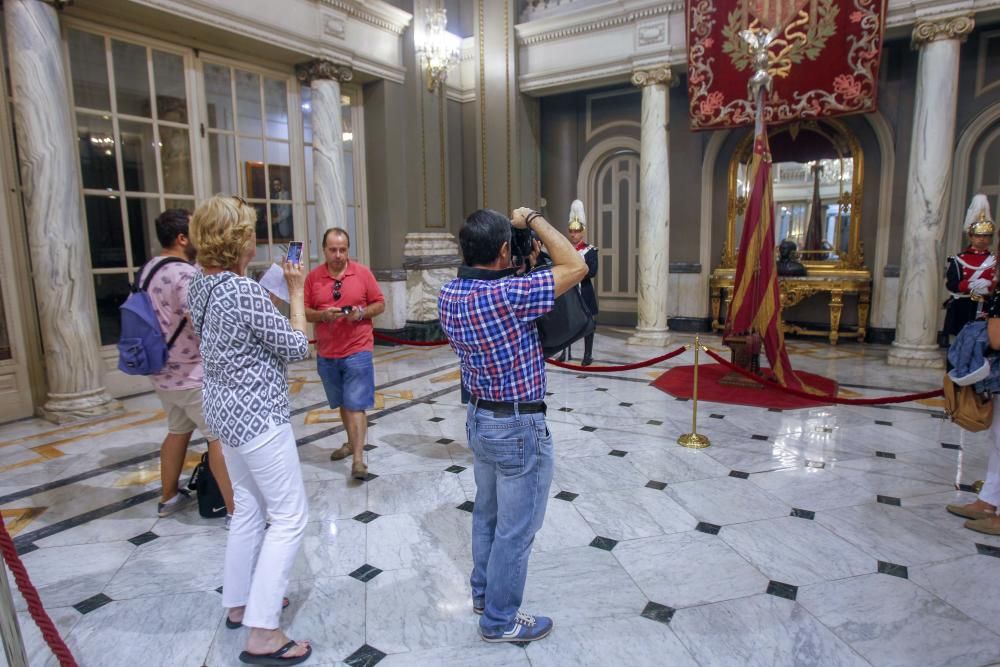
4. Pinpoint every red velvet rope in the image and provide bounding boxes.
[700,346,943,405]
[545,346,689,372]
[0,515,77,666]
